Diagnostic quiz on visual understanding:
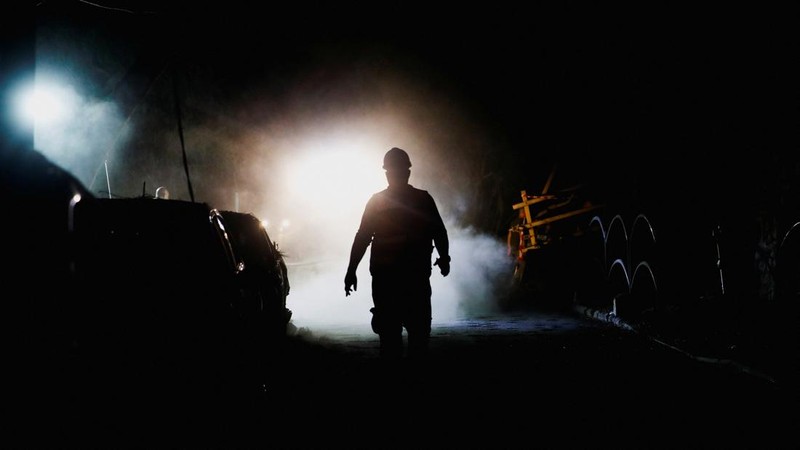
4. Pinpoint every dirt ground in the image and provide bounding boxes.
[250,308,796,449]
[17,307,794,448]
